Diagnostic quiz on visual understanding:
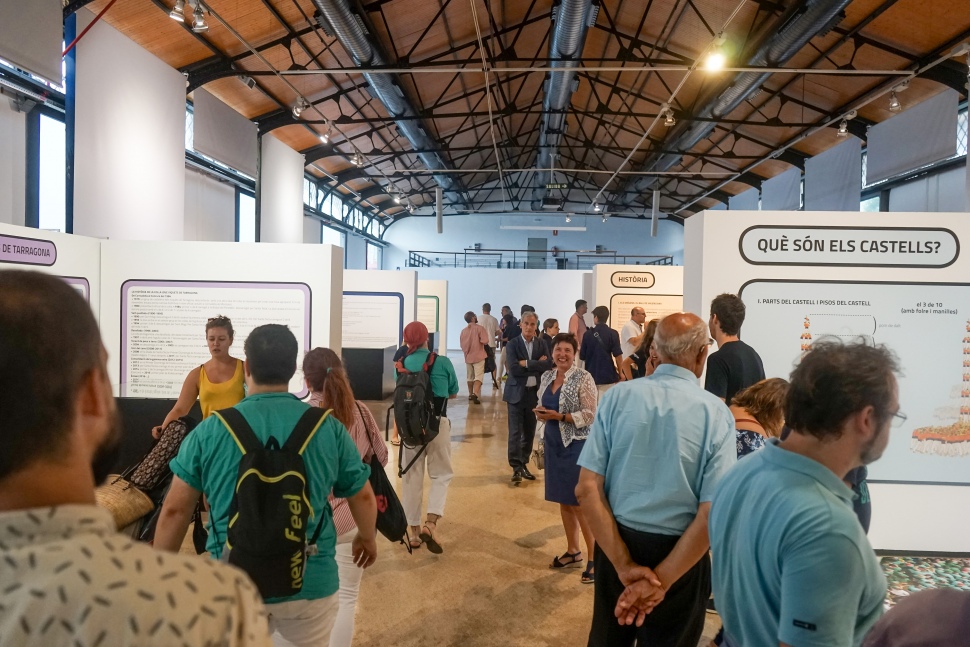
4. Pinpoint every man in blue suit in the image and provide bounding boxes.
[503,312,553,484]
